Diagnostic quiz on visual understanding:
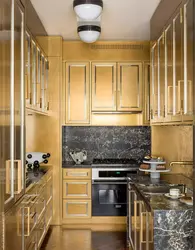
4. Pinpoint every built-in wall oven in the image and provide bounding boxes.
[92,159,139,216]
